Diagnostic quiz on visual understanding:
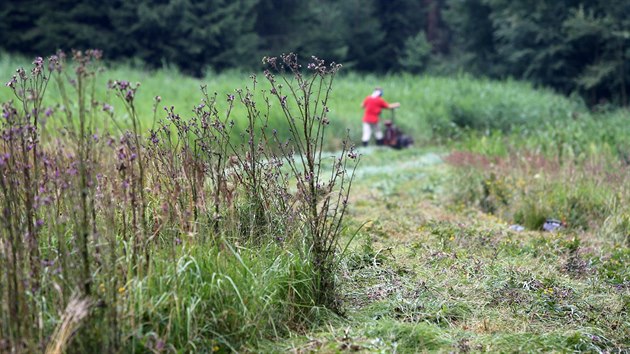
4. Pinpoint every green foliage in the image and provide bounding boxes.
[443,0,499,75]
[254,0,313,56]
[446,0,630,105]
[418,74,585,139]
[336,0,385,71]
[488,0,576,89]
[0,0,115,56]
[110,0,259,76]
[374,0,429,72]
[562,3,630,105]
[398,31,432,74]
